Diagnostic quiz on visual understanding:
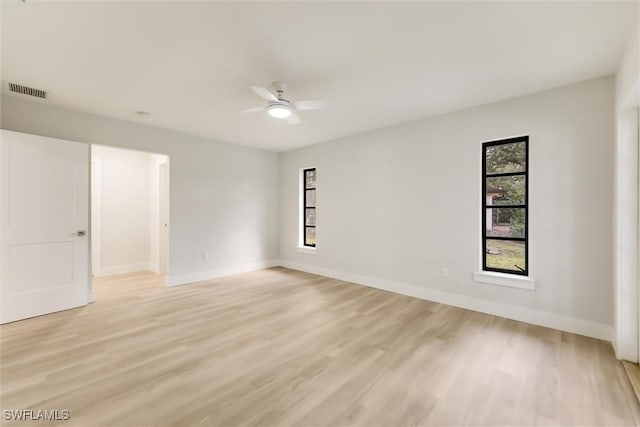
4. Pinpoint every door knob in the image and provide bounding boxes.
[76,230,86,236]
